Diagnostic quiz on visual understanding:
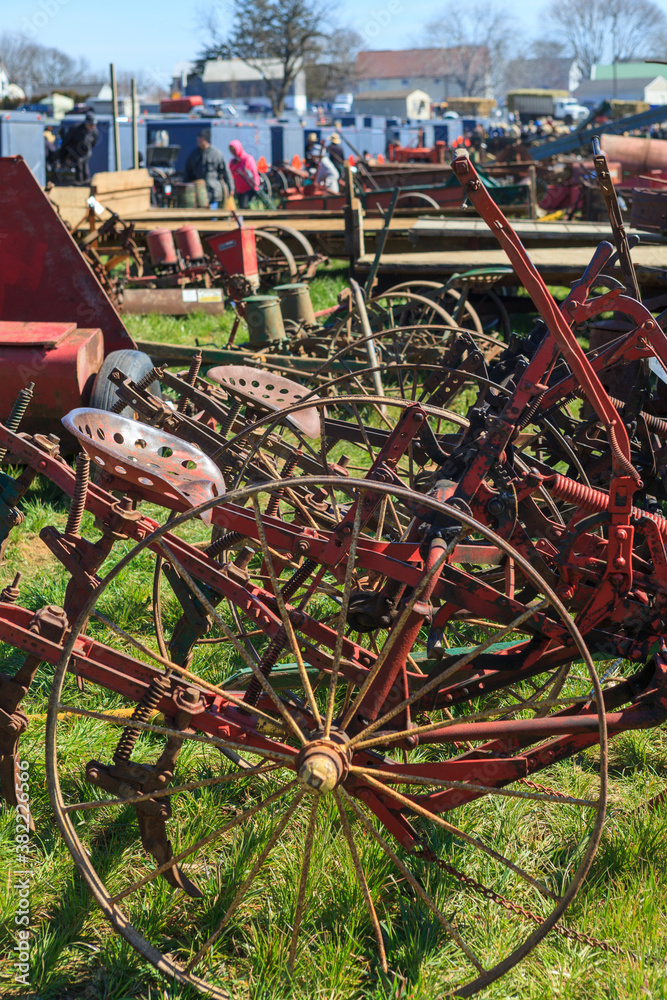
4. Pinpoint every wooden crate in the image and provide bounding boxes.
[47,168,153,228]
